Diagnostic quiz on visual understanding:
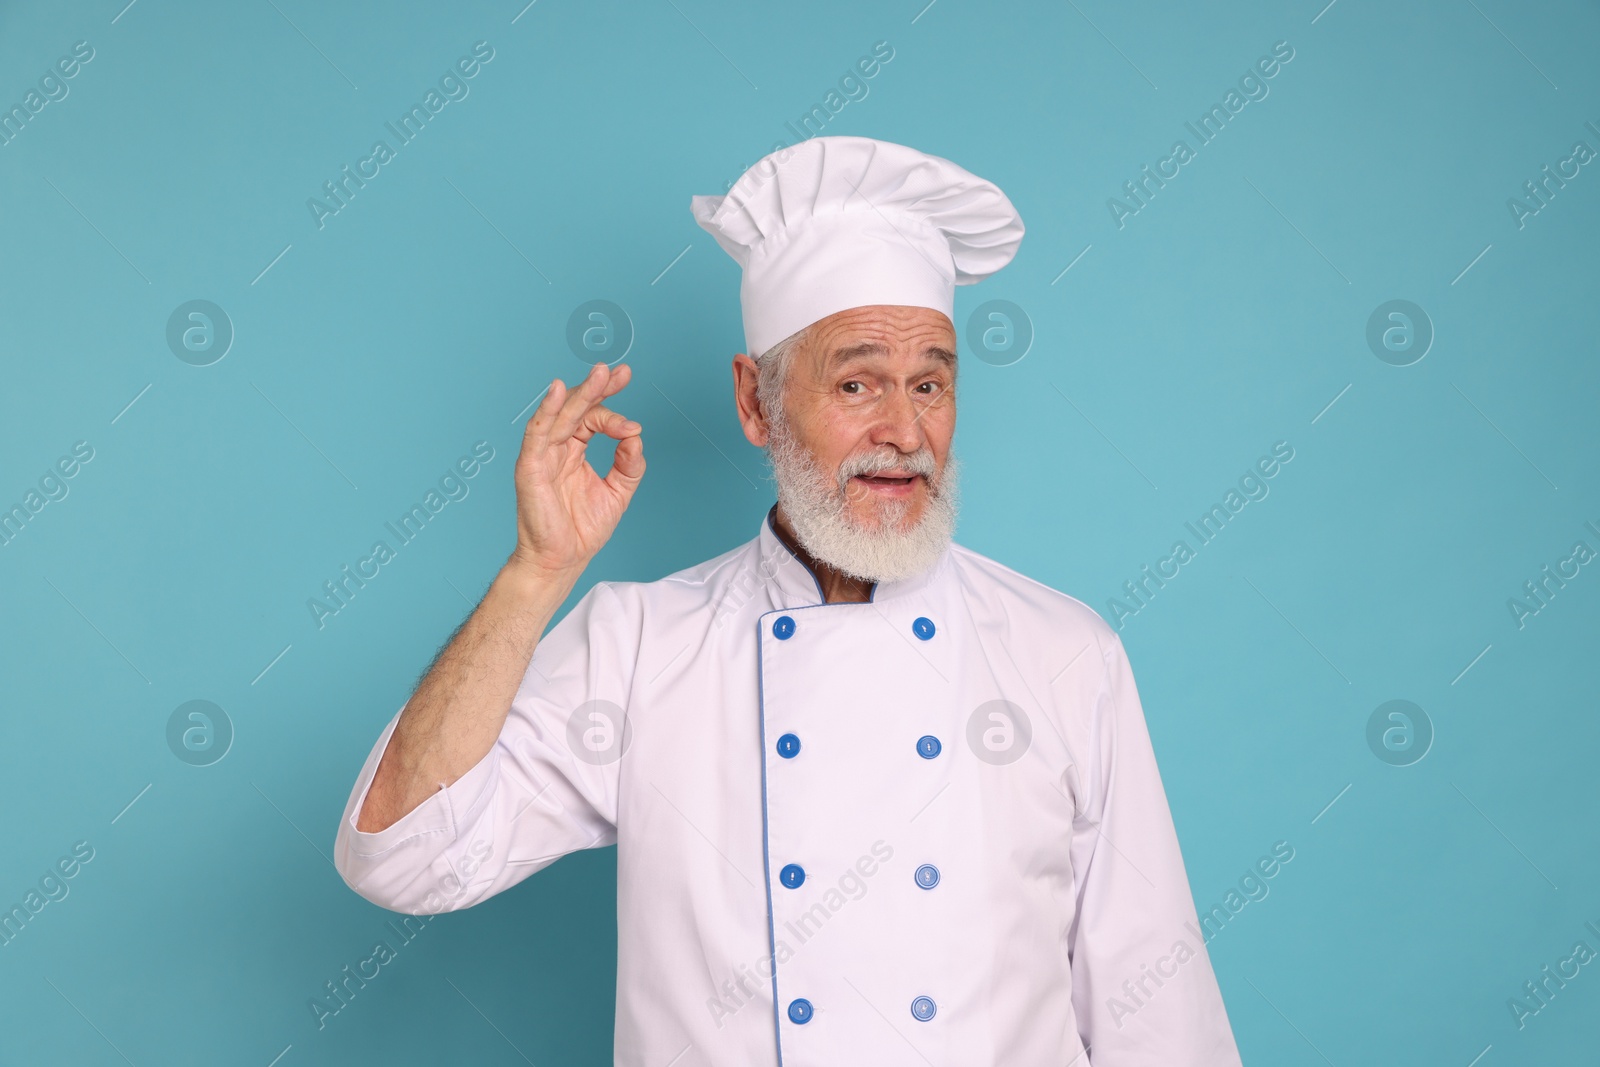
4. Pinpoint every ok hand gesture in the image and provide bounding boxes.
[509,361,645,577]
